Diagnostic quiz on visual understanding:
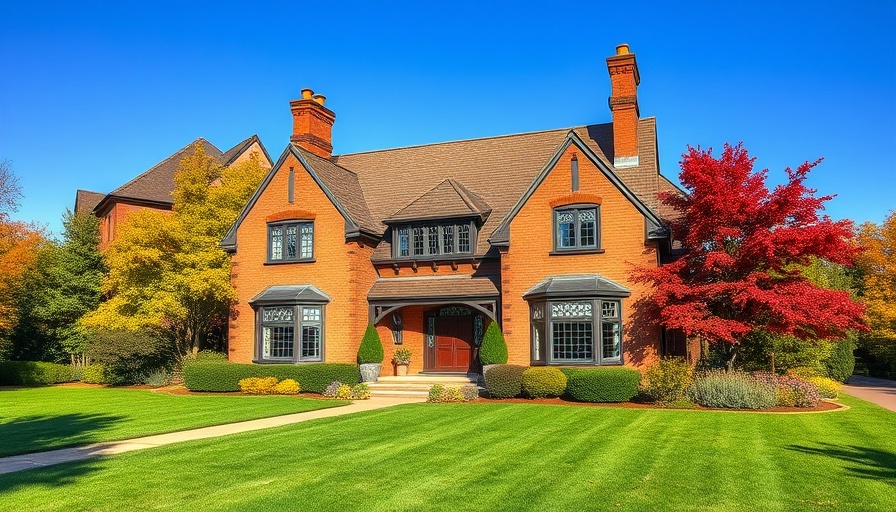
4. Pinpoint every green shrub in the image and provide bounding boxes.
[483,364,526,398]
[428,383,445,402]
[824,338,856,383]
[357,324,384,364]
[688,370,776,409]
[642,357,694,403]
[183,362,359,393]
[392,347,412,365]
[808,376,841,399]
[184,351,229,364]
[81,363,107,384]
[564,367,640,403]
[0,361,75,386]
[521,367,567,398]
[479,322,508,365]
[86,329,172,385]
